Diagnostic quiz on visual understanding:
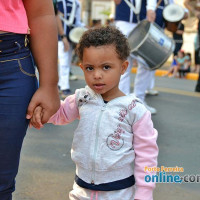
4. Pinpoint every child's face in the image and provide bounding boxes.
[178,51,184,58]
[80,45,128,100]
